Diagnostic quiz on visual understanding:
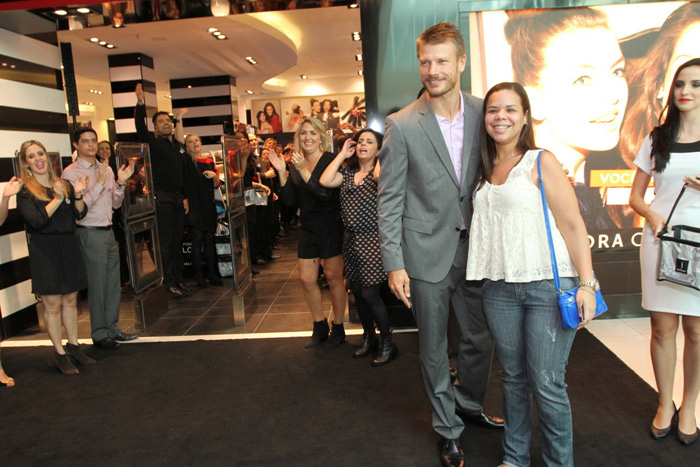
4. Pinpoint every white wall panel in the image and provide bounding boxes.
[0,79,67,114]
[0,28,60,69]
[0,232,29,266]
[171,85,231,100]
[0,280,36,319]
